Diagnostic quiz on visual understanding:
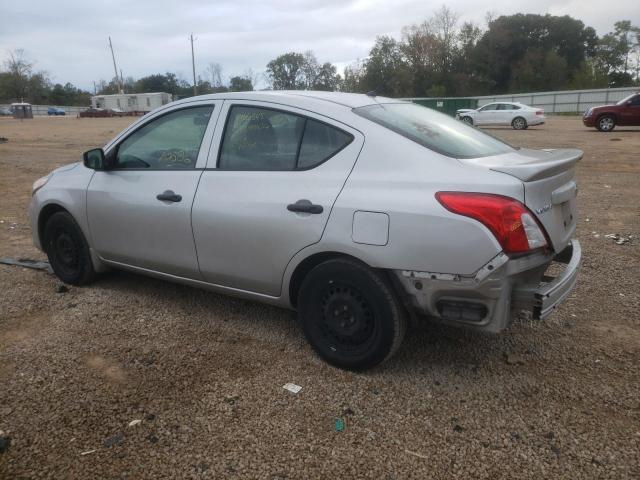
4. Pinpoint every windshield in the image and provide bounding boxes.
[616,93,639,105]
[354,103,514,159]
